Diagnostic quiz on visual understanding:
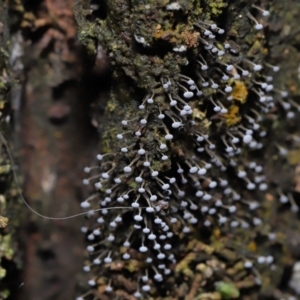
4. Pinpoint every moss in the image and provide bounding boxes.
[0,1,22,299]
[74,0,300,299]
[207,0,228,16]
[215,282,240,299]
